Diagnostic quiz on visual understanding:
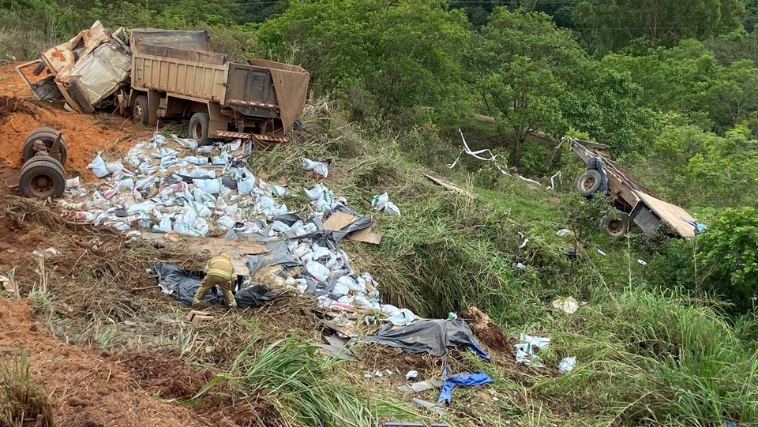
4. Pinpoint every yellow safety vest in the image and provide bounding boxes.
[206,256,234,280]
